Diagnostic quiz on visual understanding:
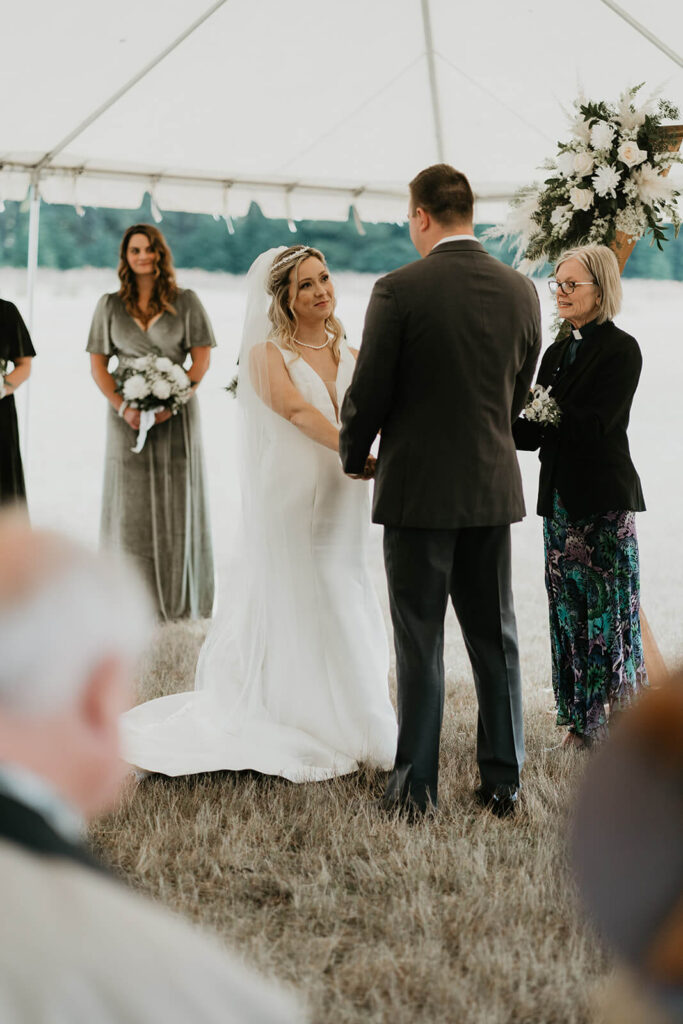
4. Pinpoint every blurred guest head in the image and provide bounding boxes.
[571,674,683,1022]
[0,513,153,818]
